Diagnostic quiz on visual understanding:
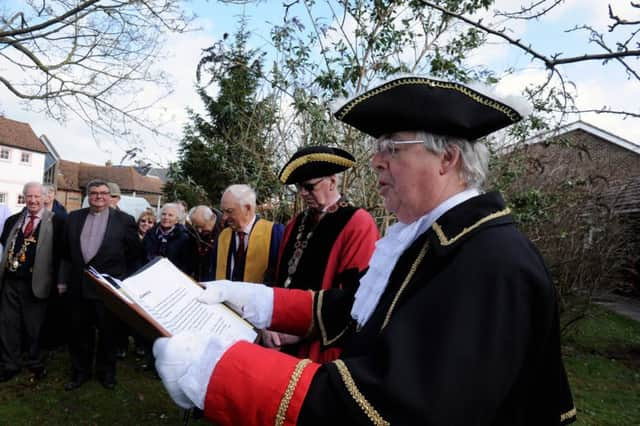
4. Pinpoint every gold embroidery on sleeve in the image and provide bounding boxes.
[304,290,316,338]
[275,358,312,426]
[560,407,577,422]
[317,290,349,345]
[334,360,390,426]
[432,208,511,247]
[380,240,429,331]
